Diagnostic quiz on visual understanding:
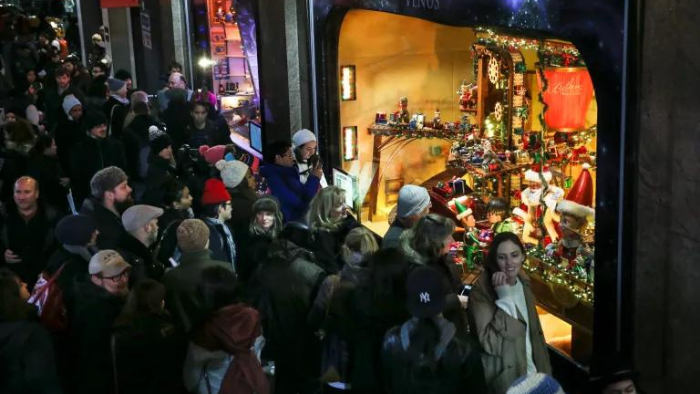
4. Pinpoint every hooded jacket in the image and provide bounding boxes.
[185,304,269,394]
